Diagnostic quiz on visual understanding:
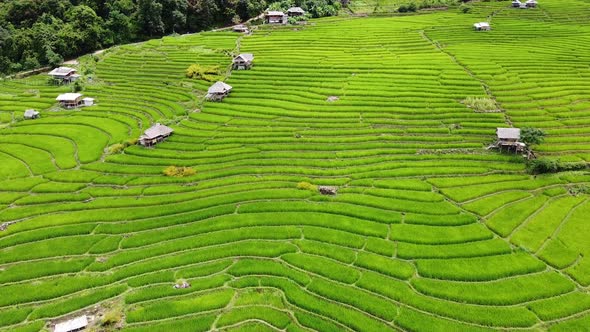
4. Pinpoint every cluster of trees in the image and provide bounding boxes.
[527,158,588,174]
[269,0,342,18]
[0,0,345,75]
[398,0,459,13]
